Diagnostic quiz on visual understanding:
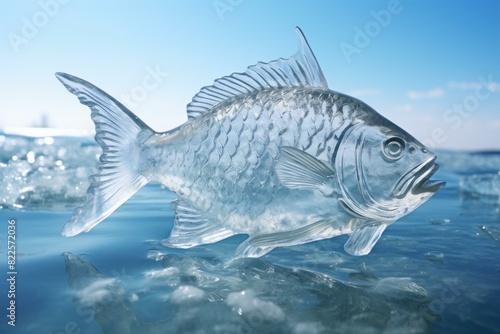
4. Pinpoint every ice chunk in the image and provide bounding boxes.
[170,285,205,305]
[371,277,429,302]
[64,253,437,333]
[477,225,500,242]
[437,150,500,173]
[74,278,118,307]
[459,173,500,202]
[429,218,451,225]
[226,290,286,323]
[425,251,444,263]
[293,322,325,334]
